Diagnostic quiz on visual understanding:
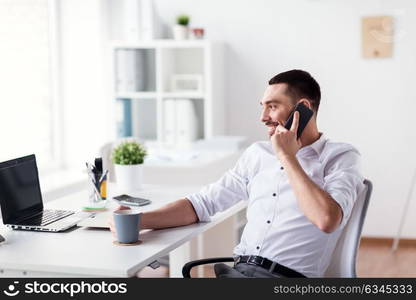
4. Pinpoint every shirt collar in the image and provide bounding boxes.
[297,133,327,157]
